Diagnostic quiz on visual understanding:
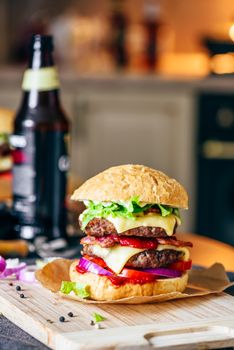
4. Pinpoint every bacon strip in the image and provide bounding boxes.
[157,237,193,247]
[80,235,116,248]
